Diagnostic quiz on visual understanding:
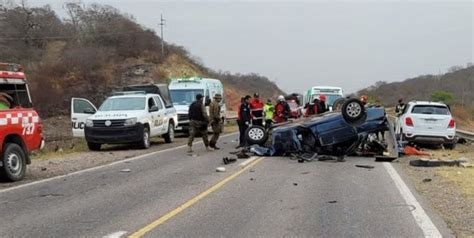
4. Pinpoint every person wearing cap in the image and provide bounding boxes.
[236,95,252,148]
[317,94,328,114]
[263,99,275,129]
[209,94,223,150]
[250,92,264,126]
[187,94,211,153]
[360,95,369,106]
[0,93,13,110]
